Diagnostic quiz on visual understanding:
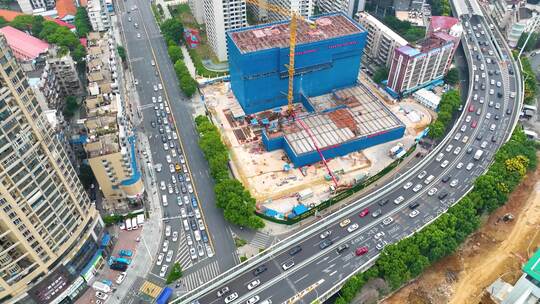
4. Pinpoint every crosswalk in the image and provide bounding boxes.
[175,228,193,270]
[250,232,273,249]
[180,260,221,291]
